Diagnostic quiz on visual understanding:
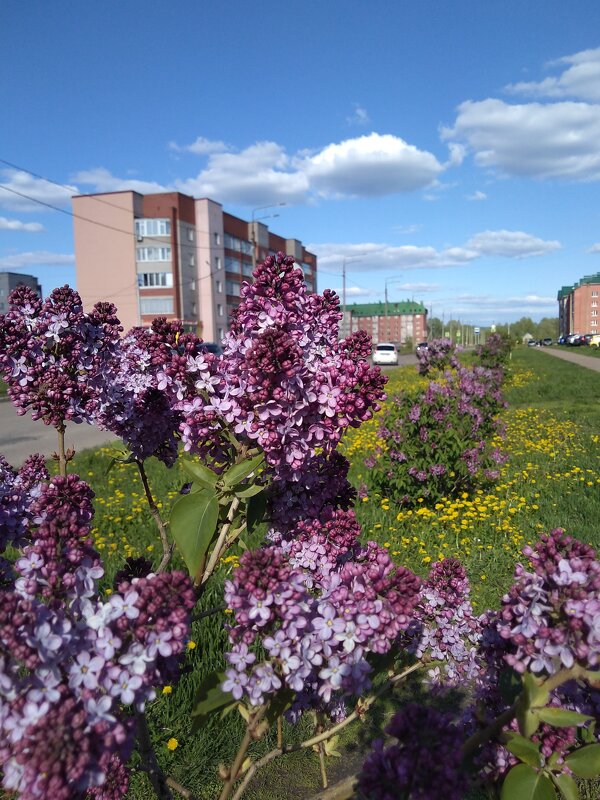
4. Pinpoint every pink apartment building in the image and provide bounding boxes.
[72,191,317,340]
[557,273,600,337]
